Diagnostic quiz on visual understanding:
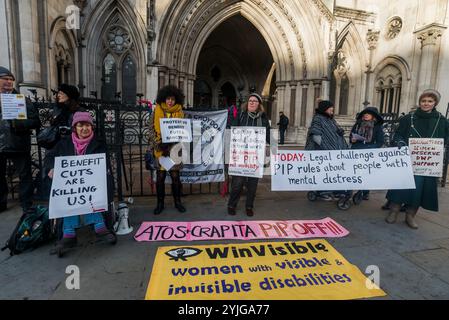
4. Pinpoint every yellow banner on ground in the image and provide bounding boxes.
[146,240,386,300]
